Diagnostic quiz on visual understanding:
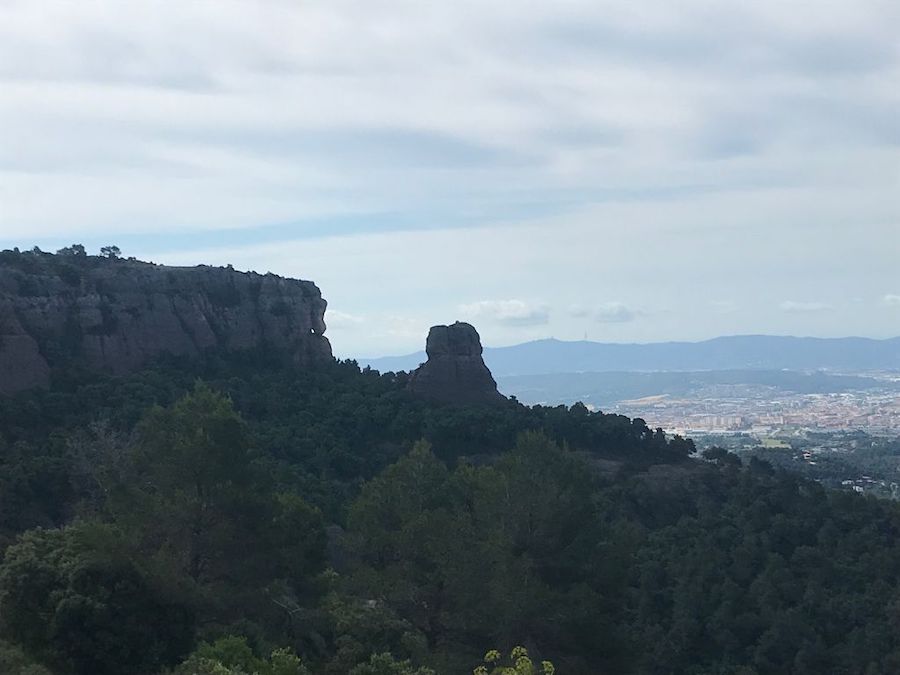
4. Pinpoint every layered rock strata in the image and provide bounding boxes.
[0,252,332,394]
